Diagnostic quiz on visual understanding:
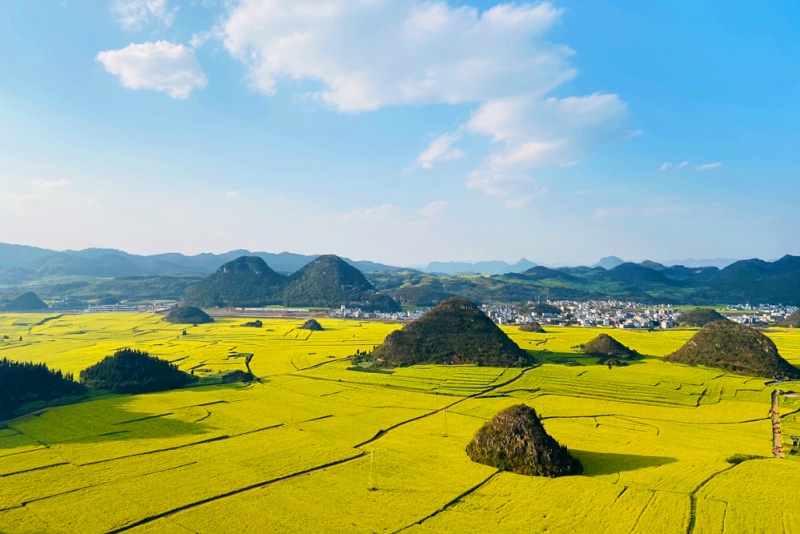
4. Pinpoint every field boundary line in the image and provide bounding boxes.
[393,471,499,532]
